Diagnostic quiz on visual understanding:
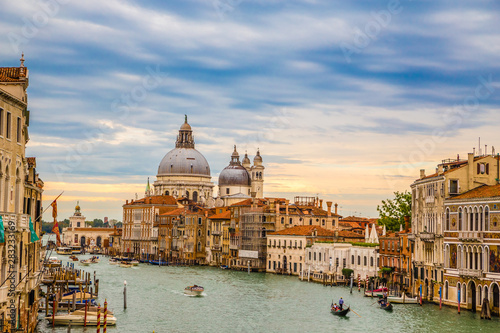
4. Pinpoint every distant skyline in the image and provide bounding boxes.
[1,0,499,220]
